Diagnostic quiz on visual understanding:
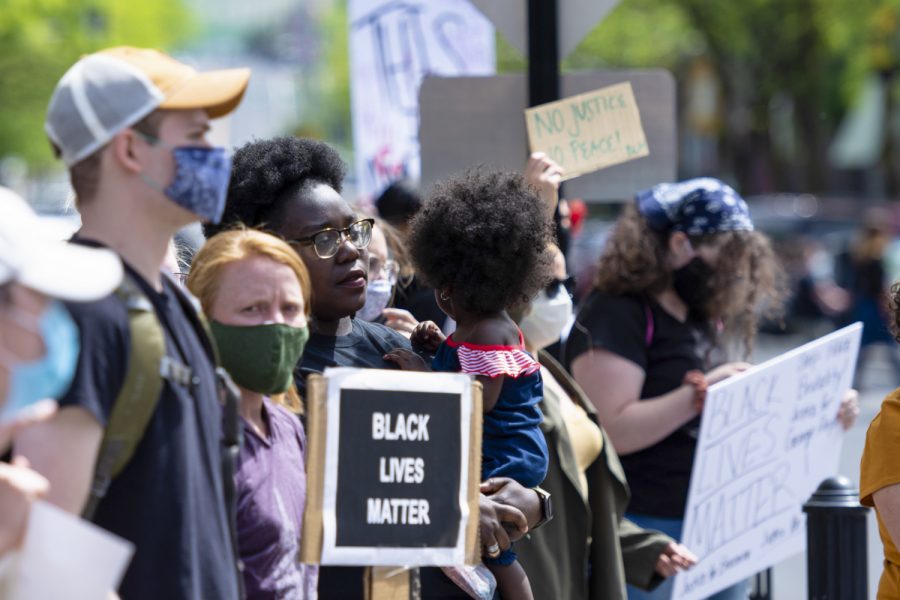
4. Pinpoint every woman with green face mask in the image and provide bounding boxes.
[187,229,317,599]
